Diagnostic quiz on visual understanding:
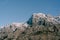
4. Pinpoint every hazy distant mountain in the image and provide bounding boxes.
[0,13,60,40]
